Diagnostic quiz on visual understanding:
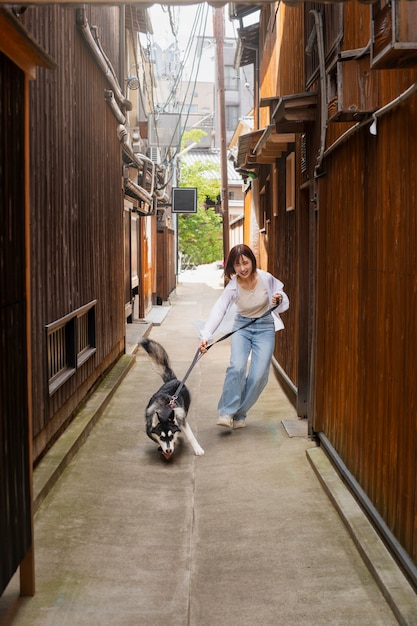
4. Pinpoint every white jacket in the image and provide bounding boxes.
[200,269,289,342]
